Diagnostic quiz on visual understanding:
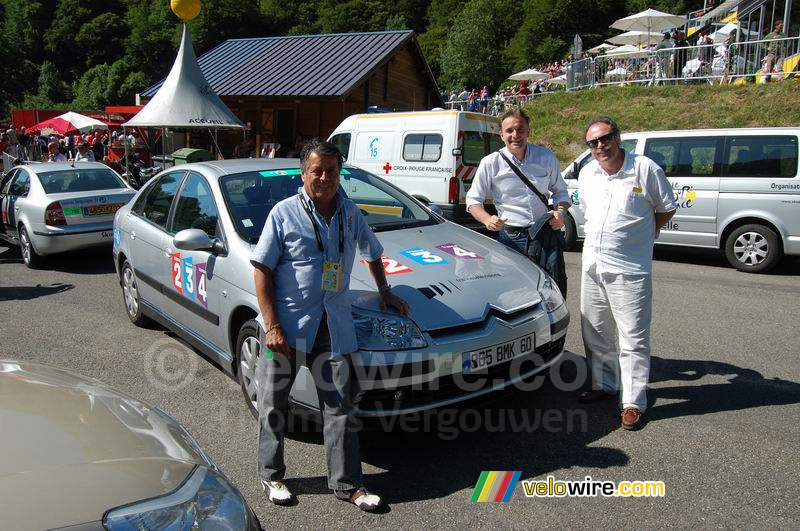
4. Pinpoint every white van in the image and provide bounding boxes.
[328,110,502,224]
[561,128,800,273]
